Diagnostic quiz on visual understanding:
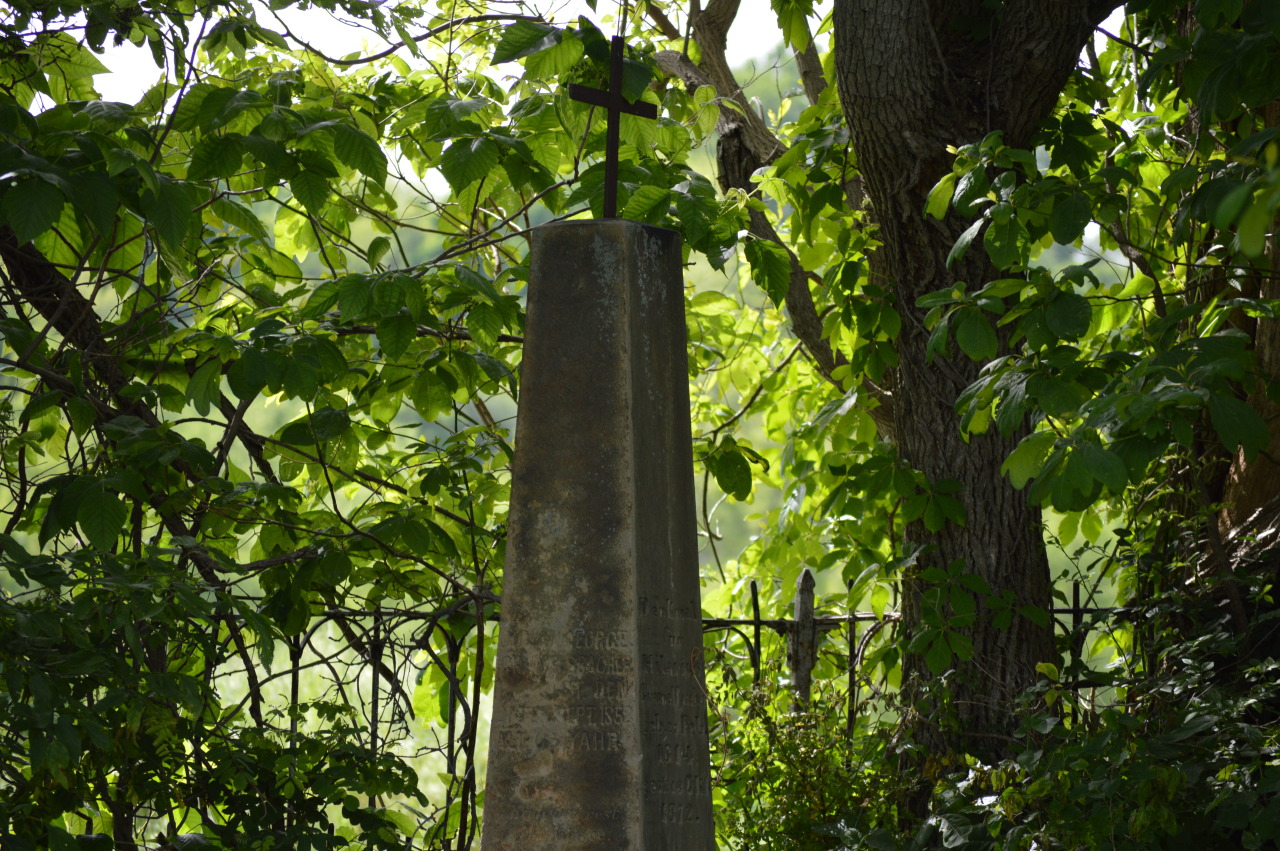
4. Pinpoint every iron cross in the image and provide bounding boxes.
[568,36,658,218]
